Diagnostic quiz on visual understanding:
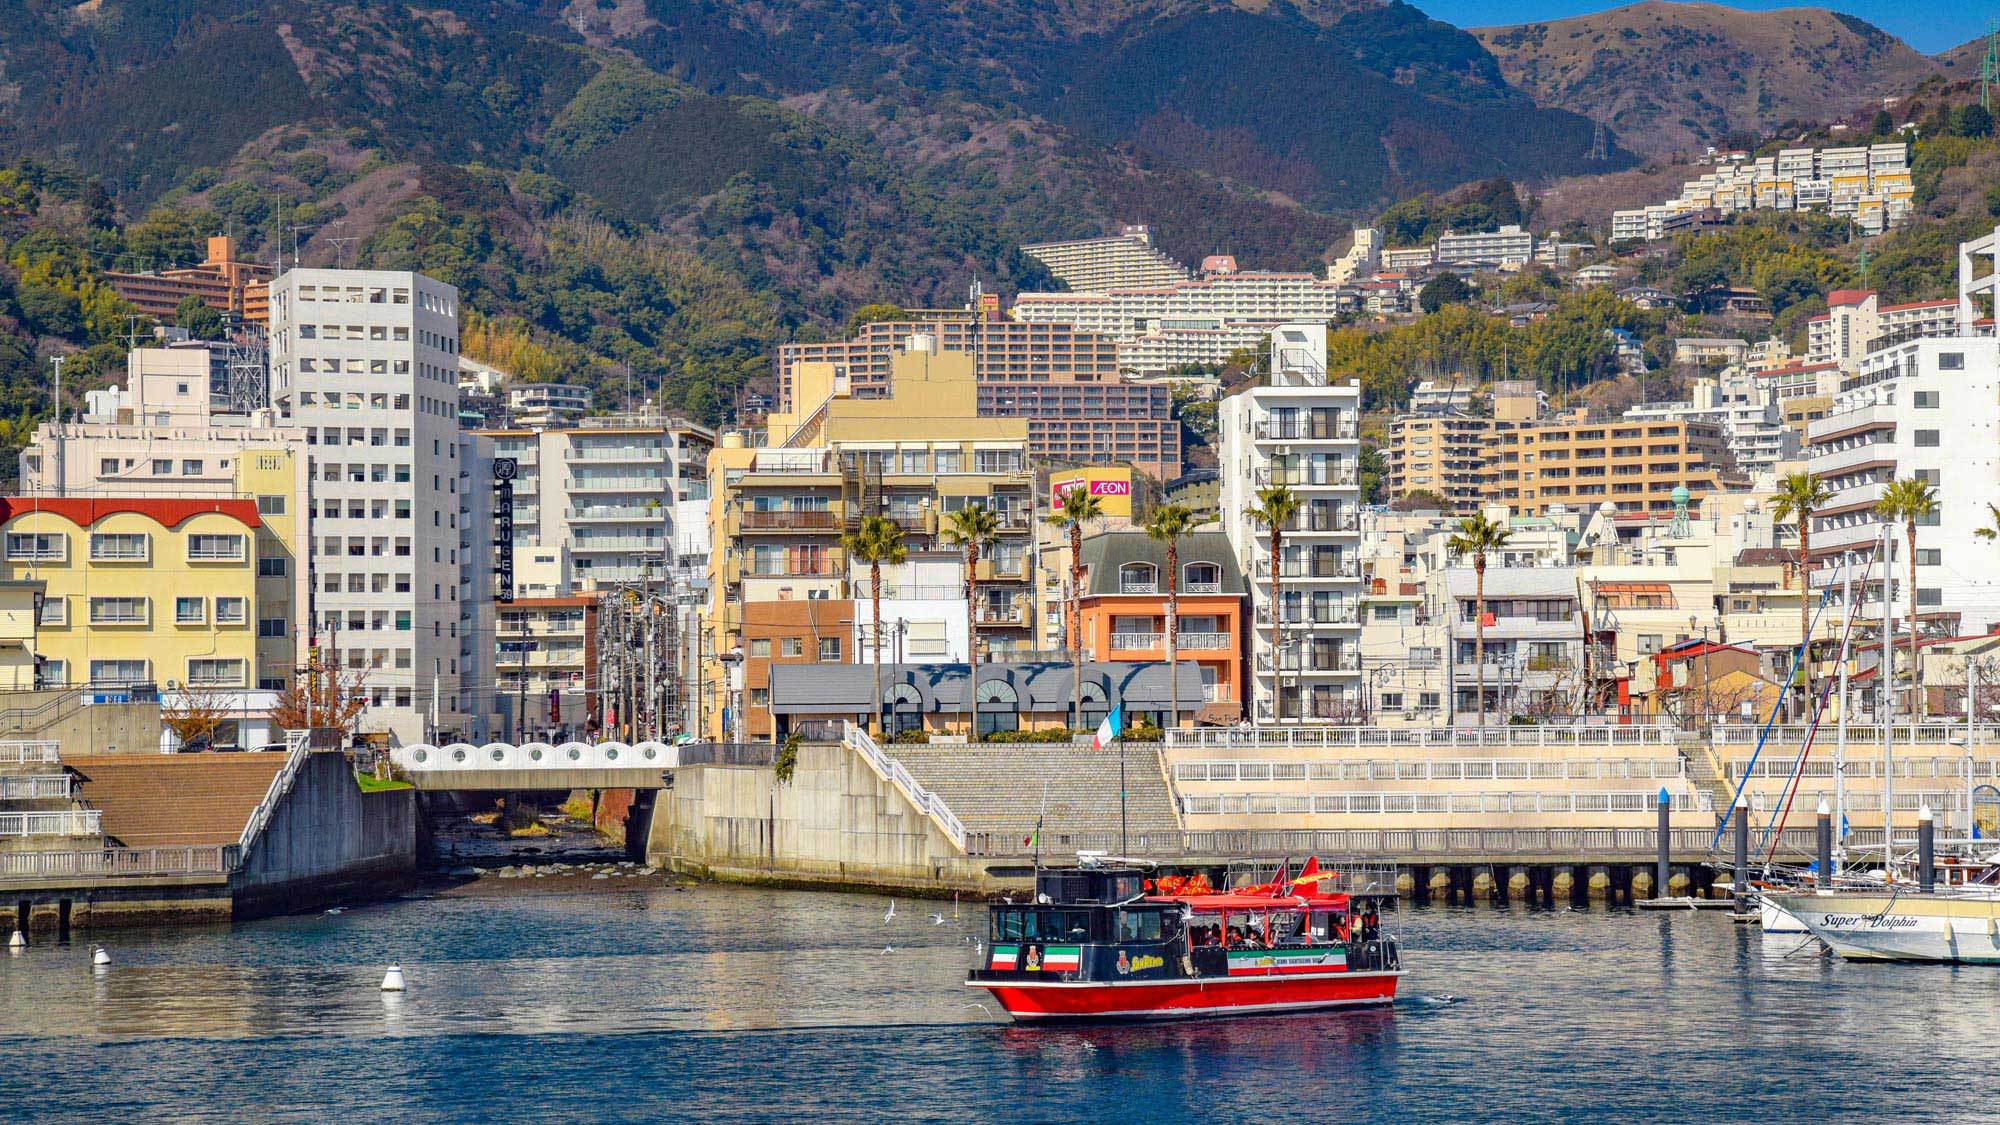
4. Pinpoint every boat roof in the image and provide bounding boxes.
[1147,892,1350,911]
